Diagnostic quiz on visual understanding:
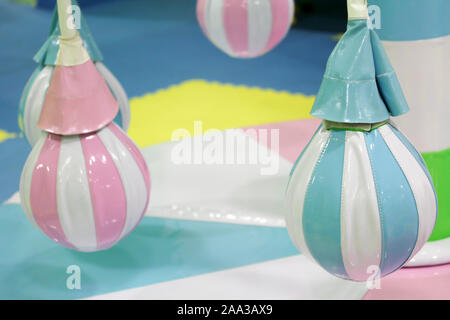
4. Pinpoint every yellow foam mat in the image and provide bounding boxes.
[128,80,315,147]
[0,130,16,143]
